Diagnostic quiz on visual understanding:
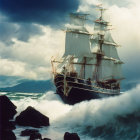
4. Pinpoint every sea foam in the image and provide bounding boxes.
[13,84,140,140]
